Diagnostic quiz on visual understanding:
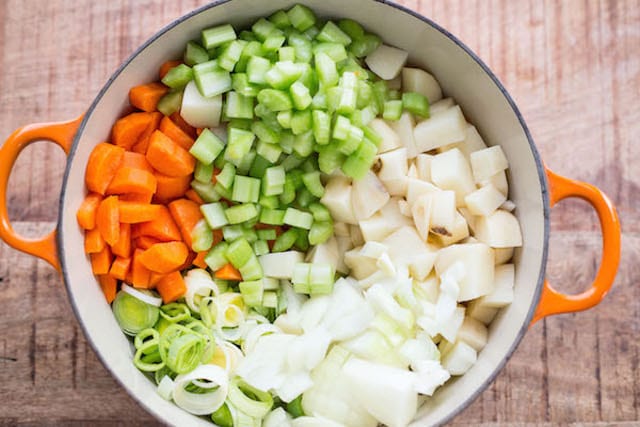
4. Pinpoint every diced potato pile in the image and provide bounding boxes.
[317,67,522,375]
